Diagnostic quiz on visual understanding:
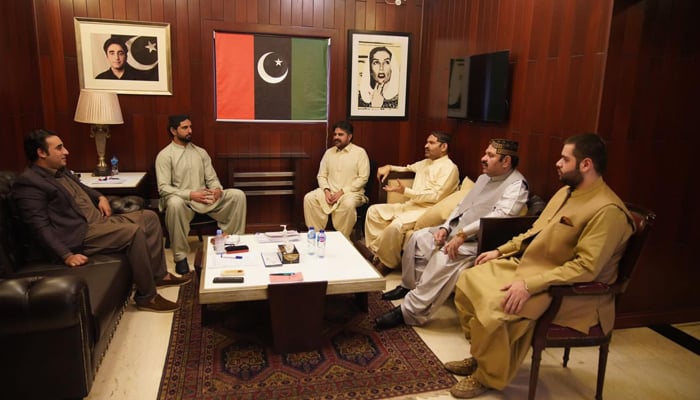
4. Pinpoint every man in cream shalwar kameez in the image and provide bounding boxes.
[445,134,635,399]
[156,115,246,274]
[303,121,369,238]
[373,139,528,330]
[364,131,459,272]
